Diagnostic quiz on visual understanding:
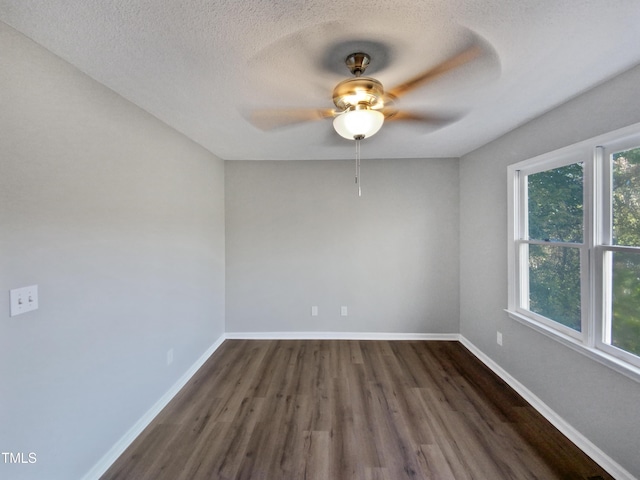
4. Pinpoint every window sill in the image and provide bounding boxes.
[505,309,640,384]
